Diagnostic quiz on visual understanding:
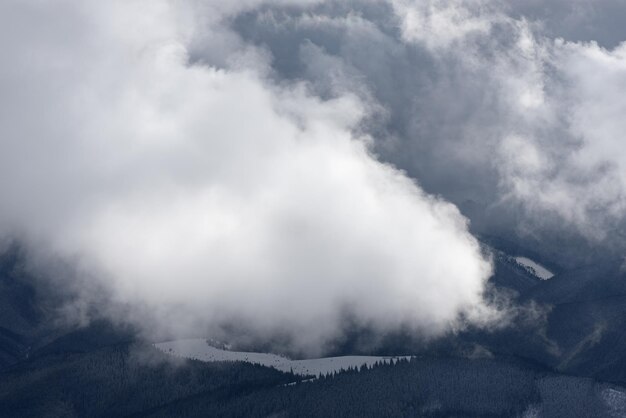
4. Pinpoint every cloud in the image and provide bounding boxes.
[389,0,501,49]
[5,0,626,354]
[505,0,626,49]
[0,0,499,354]
[389,0,626,249]
[231,0,626,264]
